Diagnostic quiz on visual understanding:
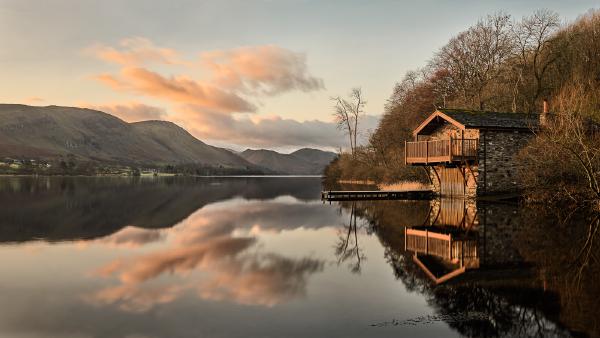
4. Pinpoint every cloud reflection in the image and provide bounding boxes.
[86,199,329,311]
[97,226,166,248]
